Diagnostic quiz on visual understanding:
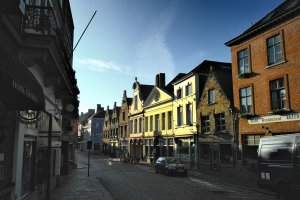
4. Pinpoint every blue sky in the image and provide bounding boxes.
[70,0,284,114]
